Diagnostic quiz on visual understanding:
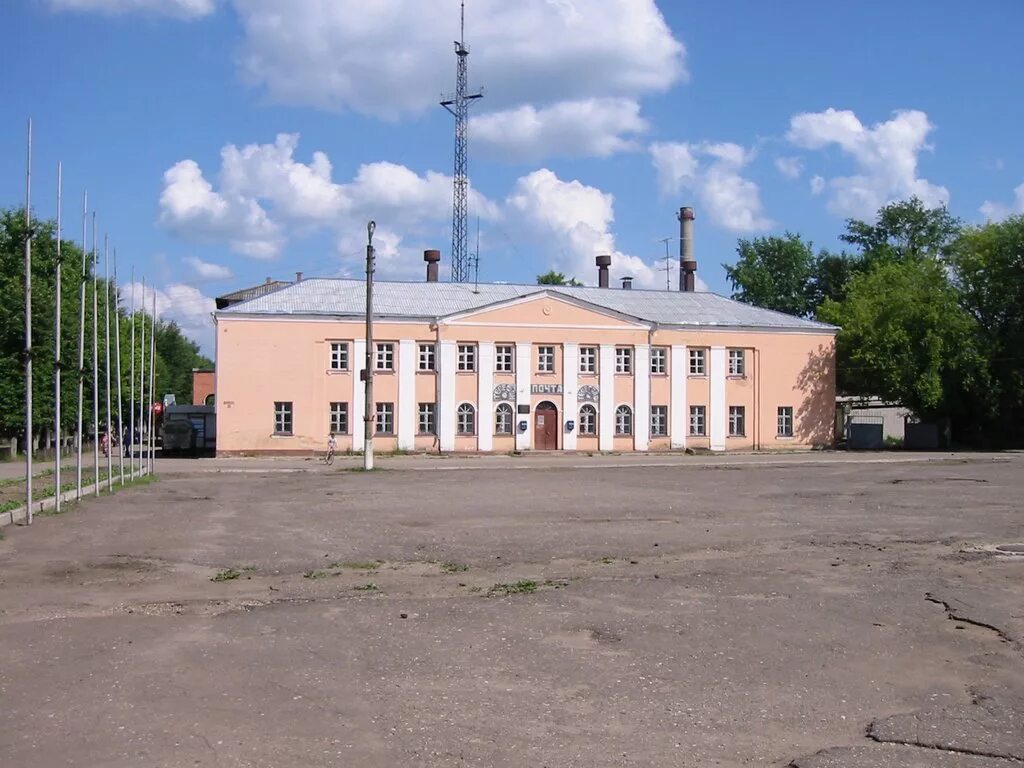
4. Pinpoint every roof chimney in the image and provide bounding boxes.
[265,277,273,284]
[678,206,697,292]
[596,254,611,288]
[423,249,441,282]
[621,276,633,290]
[295,271,303,283]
